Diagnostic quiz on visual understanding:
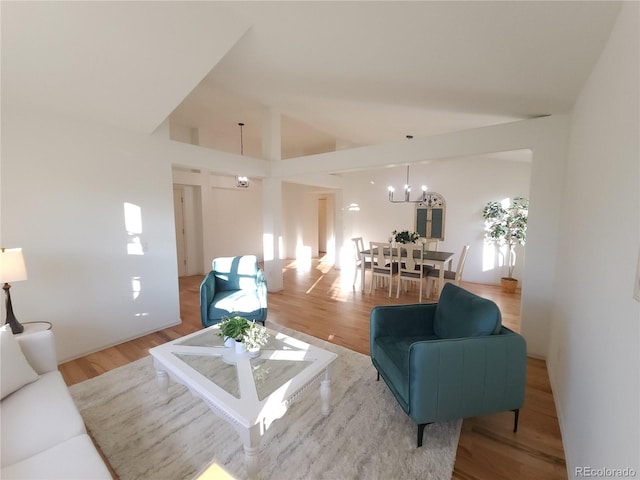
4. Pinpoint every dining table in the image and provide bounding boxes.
[359,245,455,297]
